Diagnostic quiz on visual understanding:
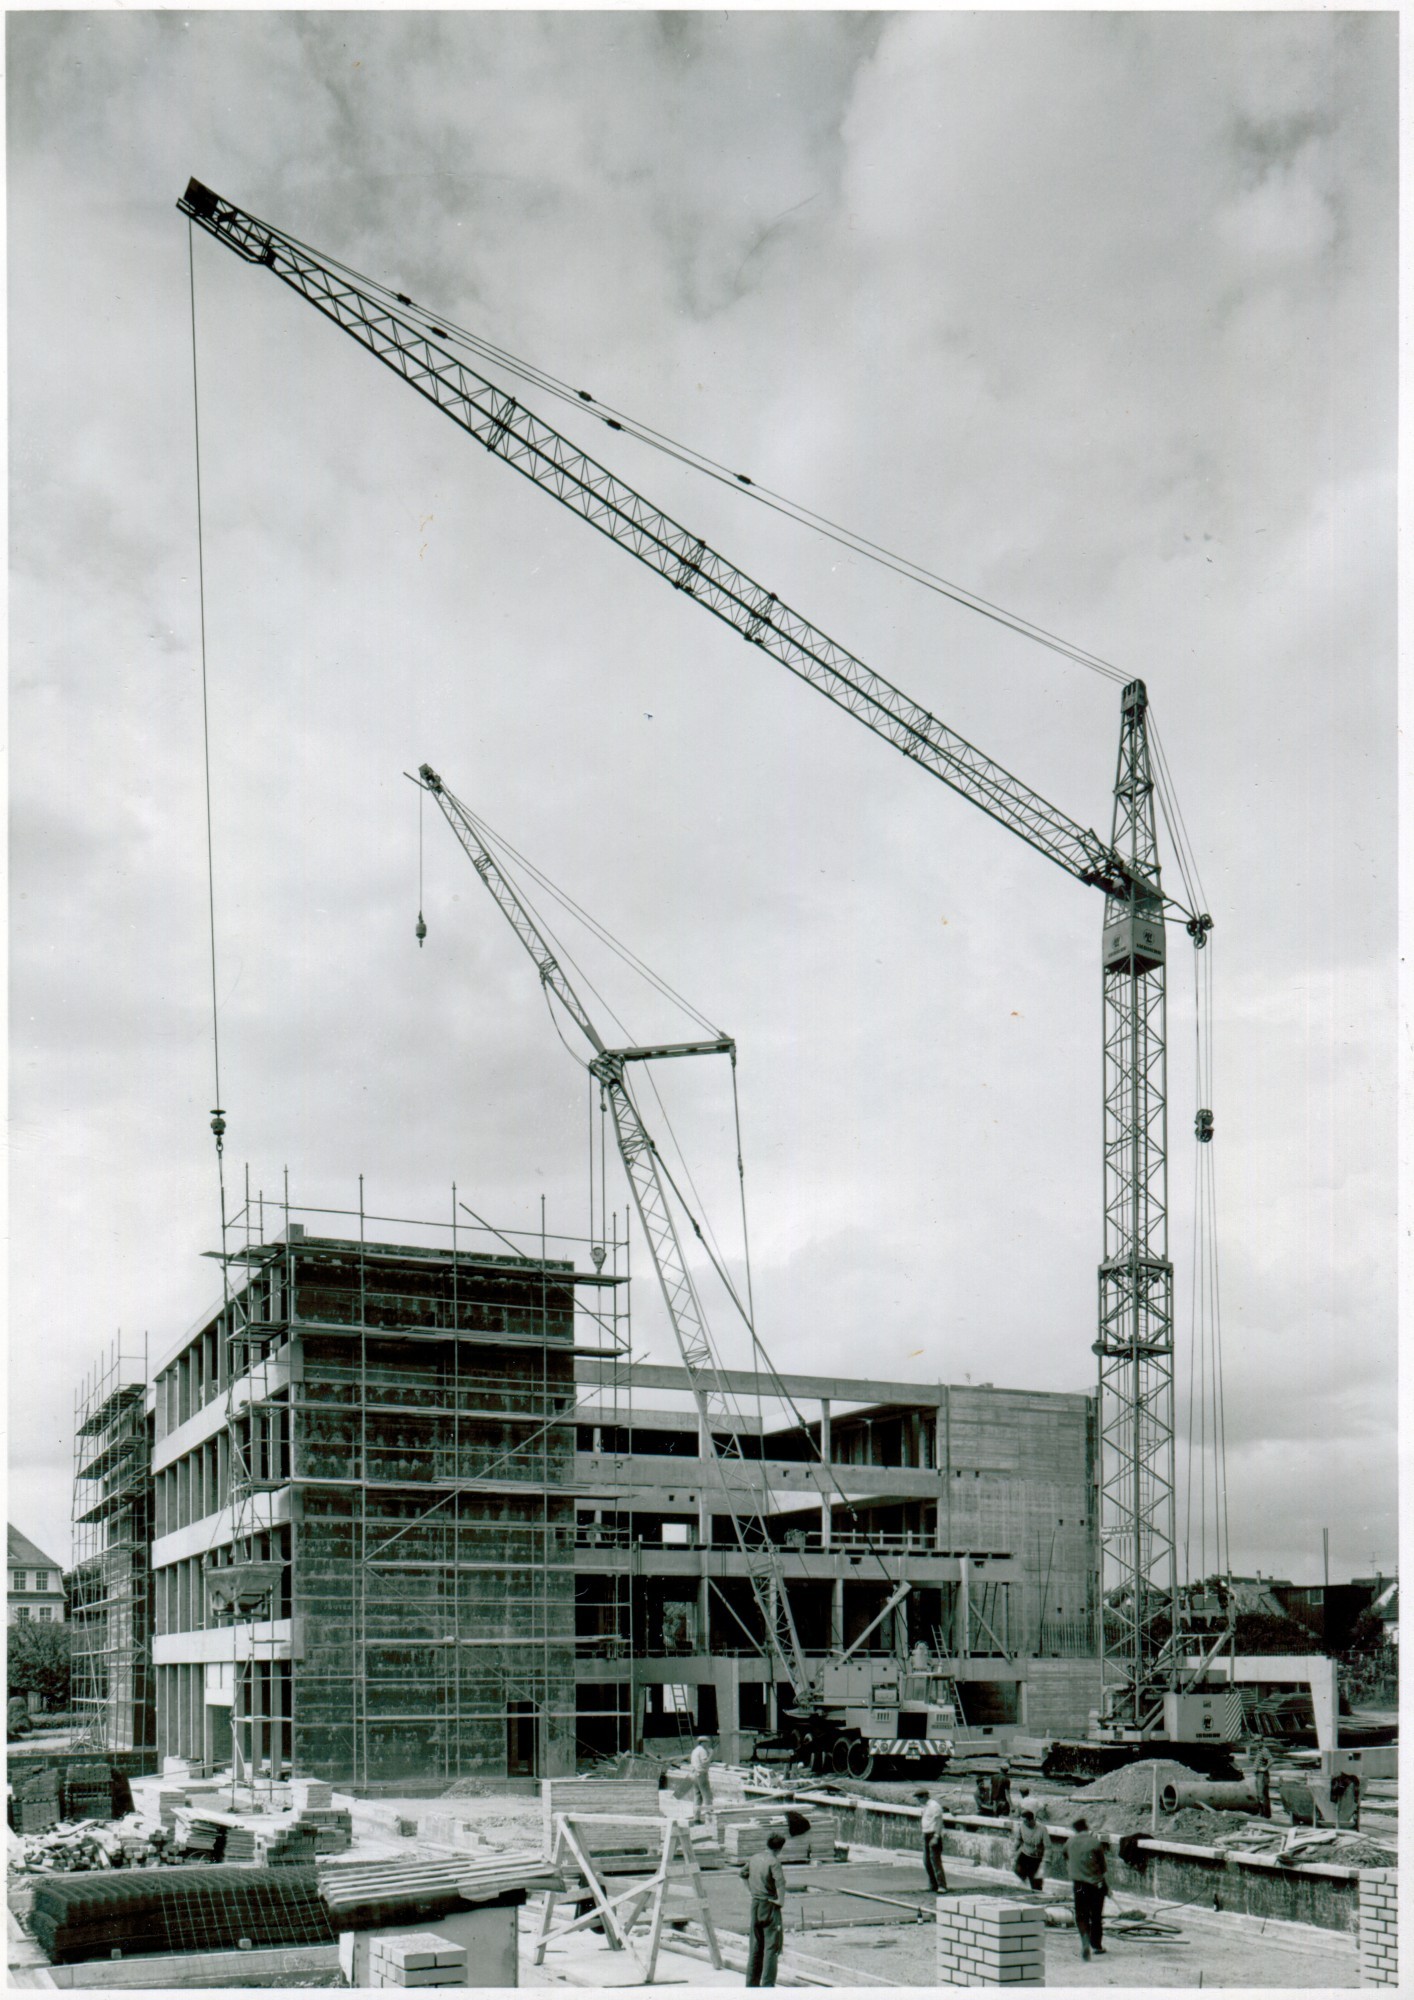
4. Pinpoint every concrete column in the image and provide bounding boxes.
[819,1399,832,1550]
[936,1391,952,1552]
[697,1411,712,1547]
[830,1575,844,1652]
